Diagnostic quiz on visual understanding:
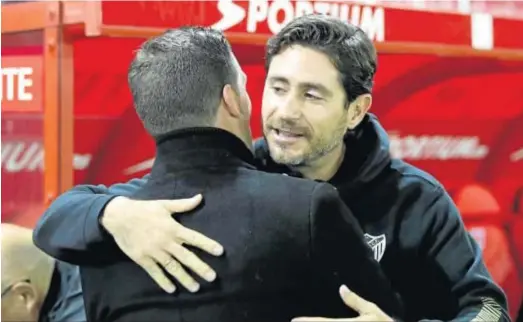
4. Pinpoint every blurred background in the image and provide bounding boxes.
[1,0,522,319]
